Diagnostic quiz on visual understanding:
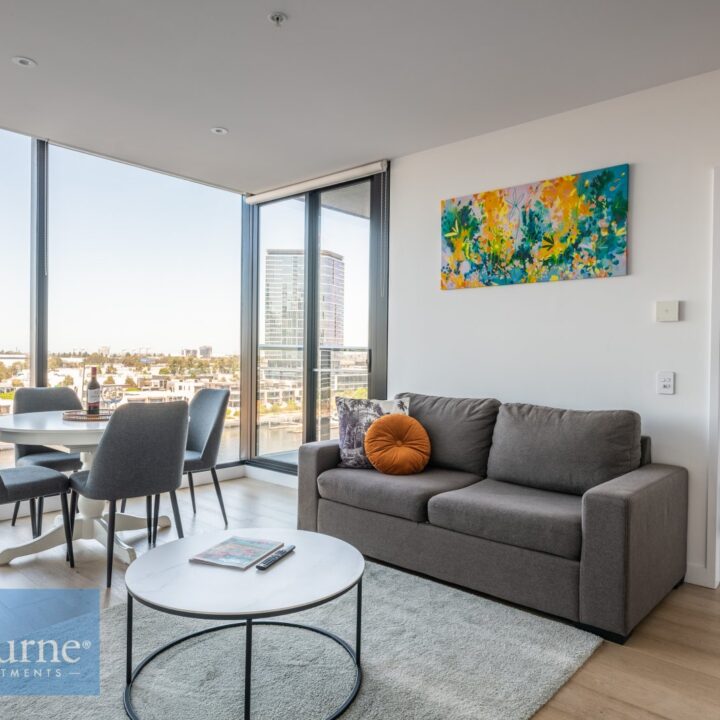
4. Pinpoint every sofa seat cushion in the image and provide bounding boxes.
[317,466,480,522]
[428,479,582,560]
[487,403,641,495]
[398,393,501,476]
